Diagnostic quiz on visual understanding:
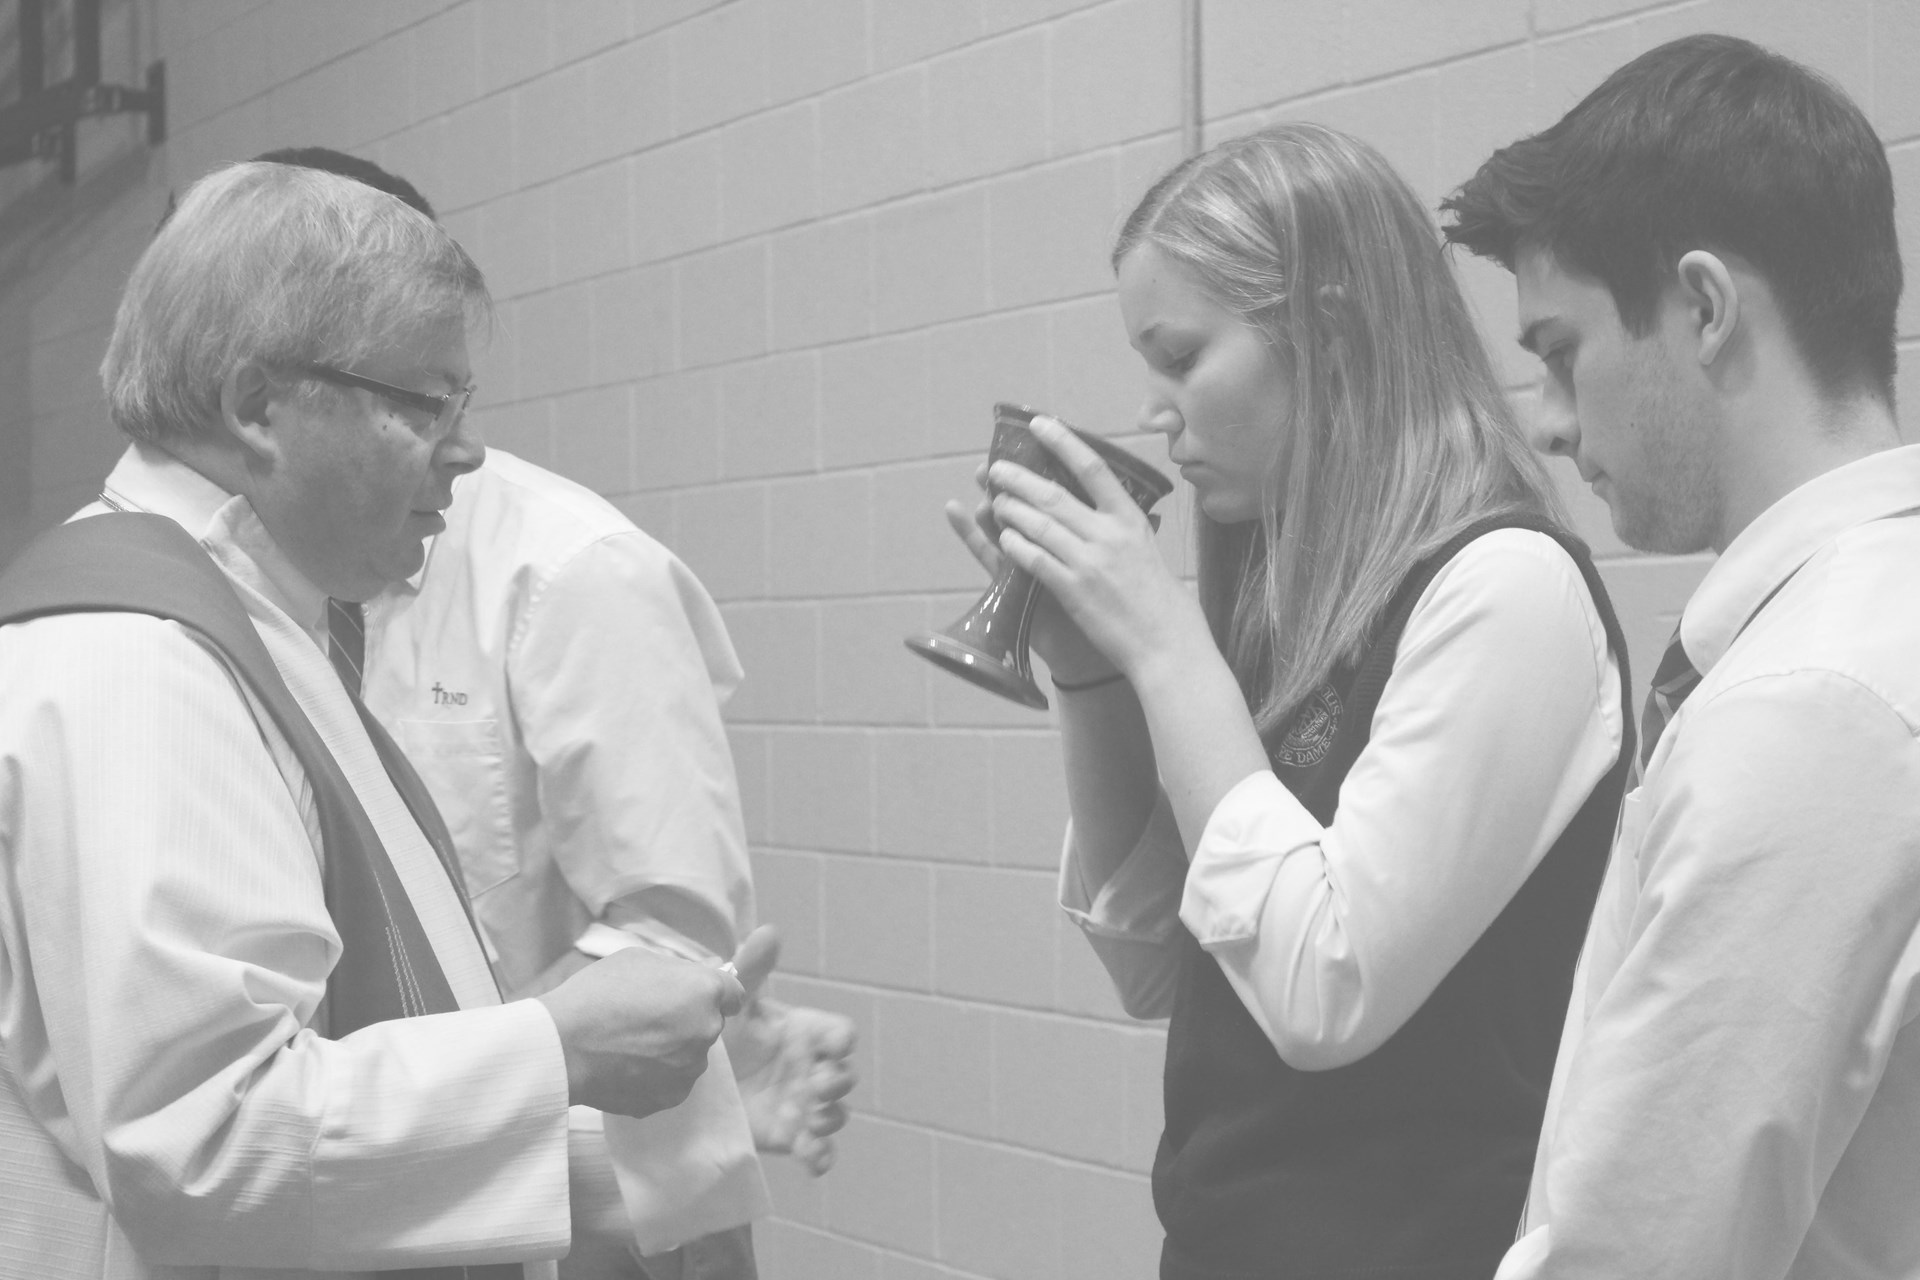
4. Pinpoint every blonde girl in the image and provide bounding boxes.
[950,124,1632,1279]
